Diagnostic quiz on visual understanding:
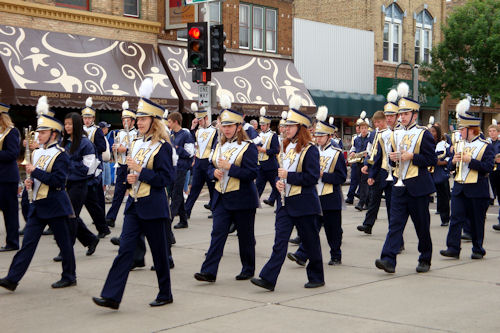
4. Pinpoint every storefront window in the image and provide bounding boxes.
[56,0,89,10]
